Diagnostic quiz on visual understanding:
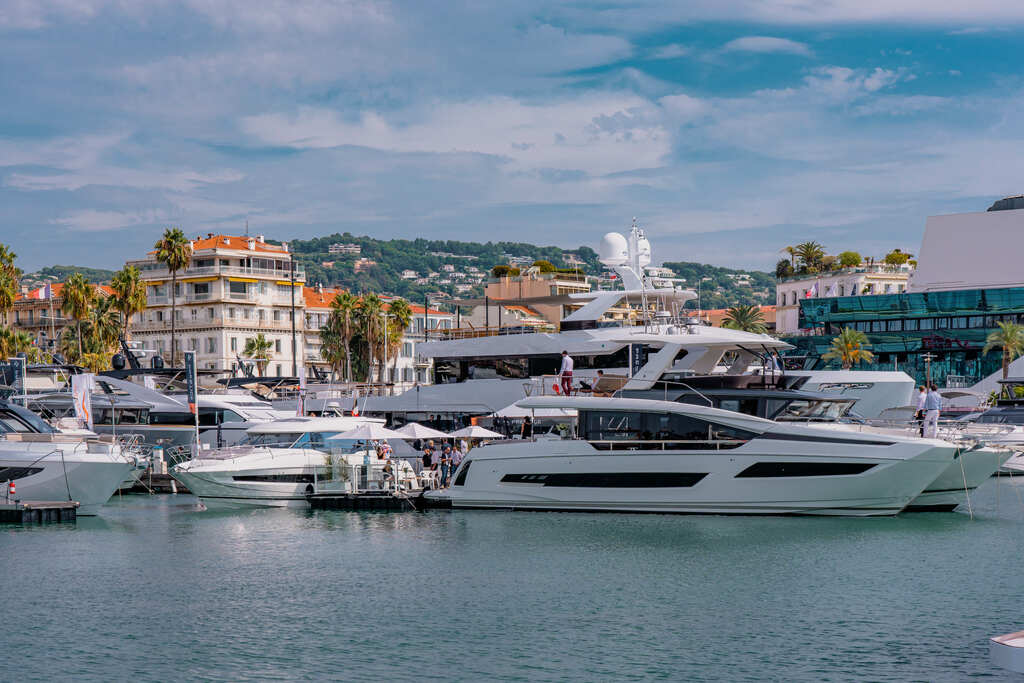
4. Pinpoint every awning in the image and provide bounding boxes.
[147,281,166,286]
[229,277,258,283]
[182,277,218,283]
[275,281,303,287]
